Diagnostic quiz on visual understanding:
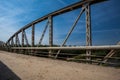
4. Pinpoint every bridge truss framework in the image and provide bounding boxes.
[1,0,120,65]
